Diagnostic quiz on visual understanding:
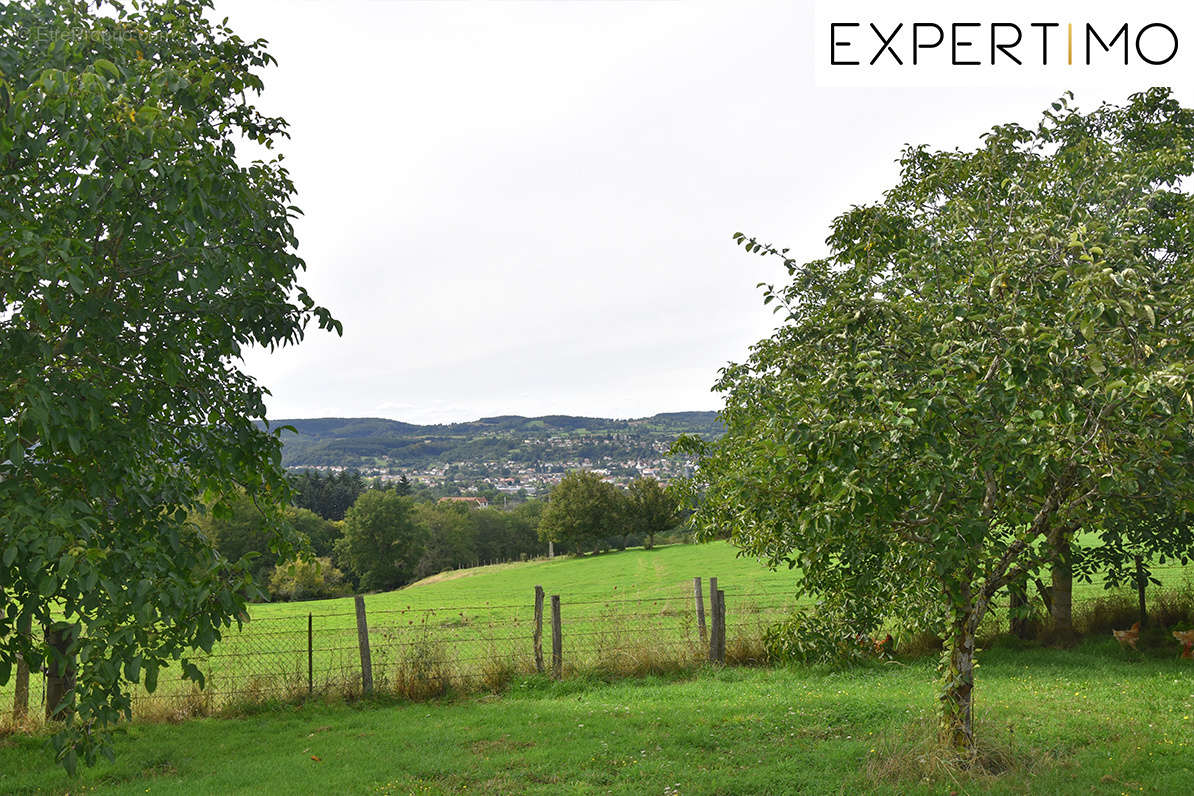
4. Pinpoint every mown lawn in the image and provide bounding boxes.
[3,640,1192,794]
